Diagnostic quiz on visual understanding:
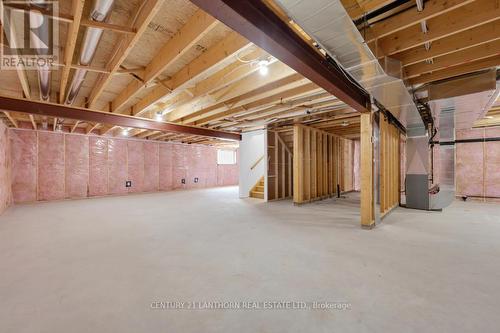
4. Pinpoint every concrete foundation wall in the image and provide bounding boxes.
[456,127,500,199]
[9,128,238,203]
[0,122,12,214]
